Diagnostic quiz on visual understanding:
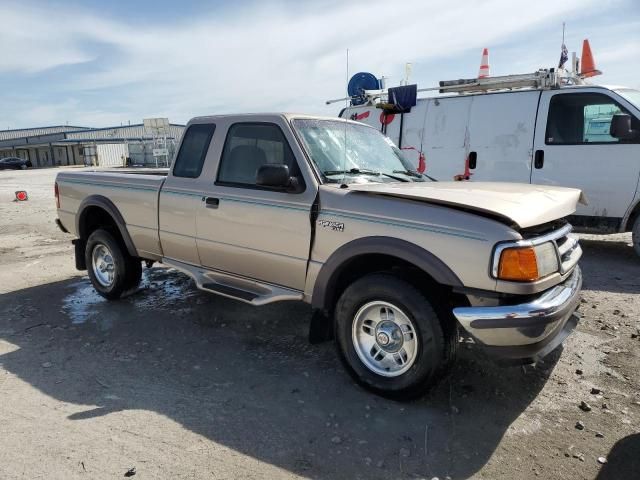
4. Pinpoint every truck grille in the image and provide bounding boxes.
[533,224,581,275]
[555,233,581,273]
